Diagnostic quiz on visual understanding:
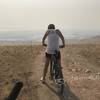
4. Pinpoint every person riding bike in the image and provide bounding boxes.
[41,24,65,83]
